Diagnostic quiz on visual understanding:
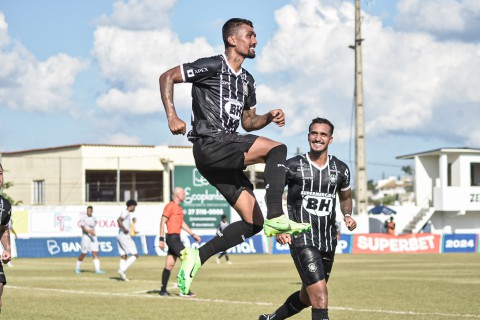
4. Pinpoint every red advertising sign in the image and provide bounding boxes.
[352,233,441,254]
